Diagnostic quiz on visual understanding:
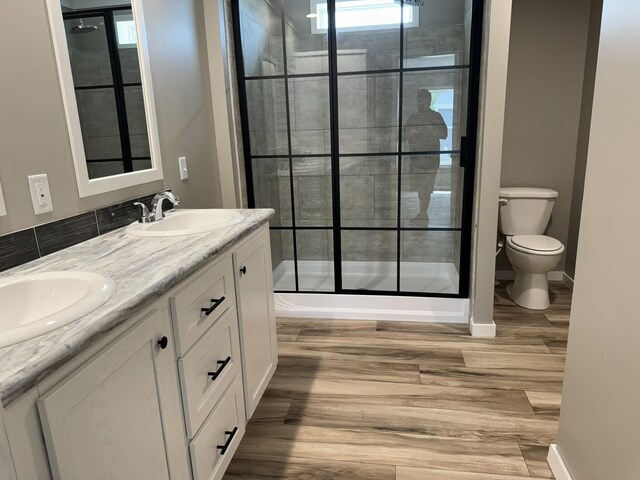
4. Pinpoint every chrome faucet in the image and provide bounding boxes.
[133,191,181,223]
[150,191,181,220]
